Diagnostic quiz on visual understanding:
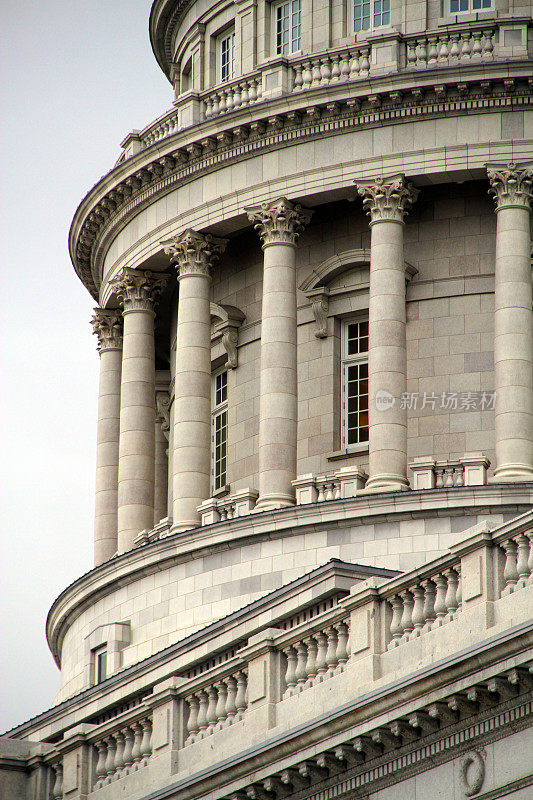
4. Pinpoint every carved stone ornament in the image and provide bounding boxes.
[91,308,123,352]
[458,749,485,796]
[306,288,330,338]
[161,229,227,280]
[110,268,168,313]
[246,197,312,247]
[487,162,533,211]
[155,390,170,441]
[355,175,419,225]
[211,302,246,369]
